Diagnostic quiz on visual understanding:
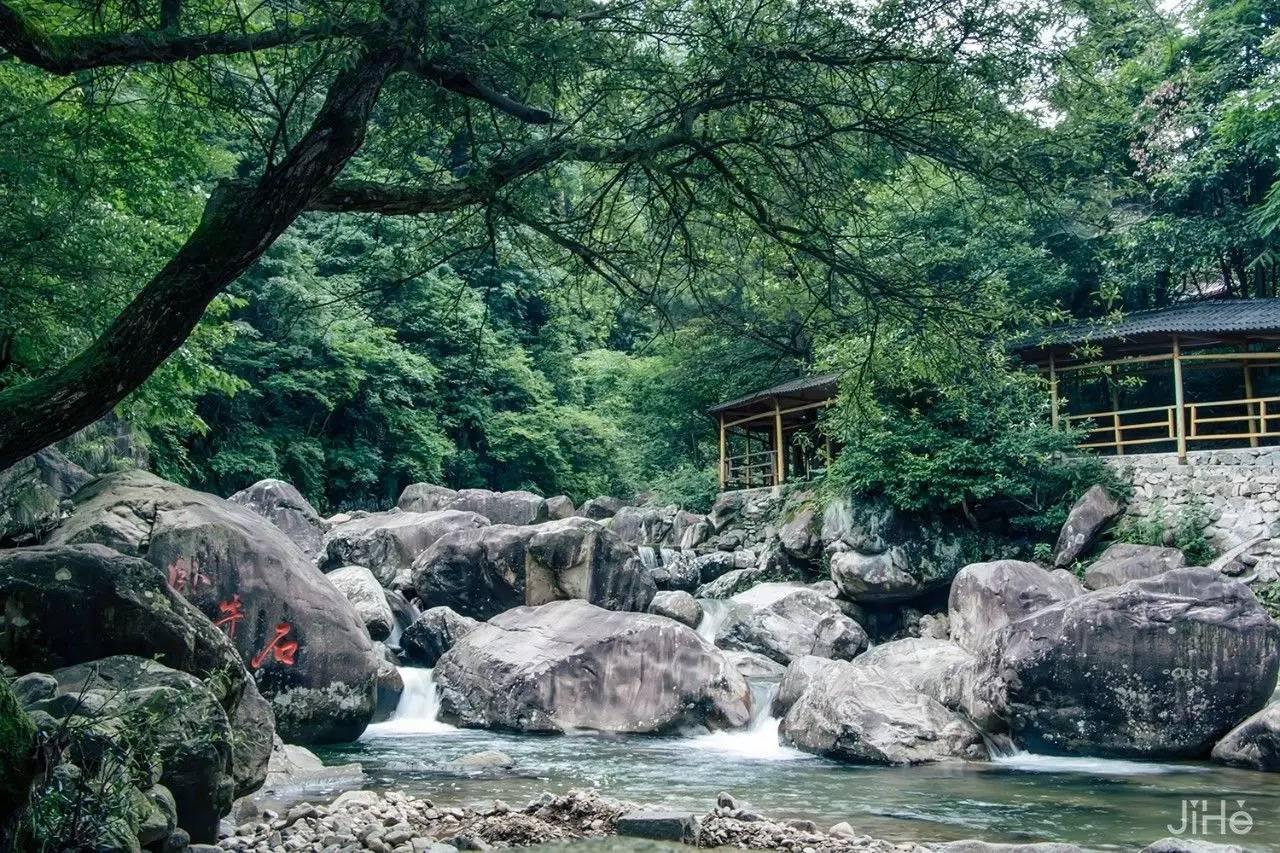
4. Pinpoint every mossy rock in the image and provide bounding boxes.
[0,676,37,821]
